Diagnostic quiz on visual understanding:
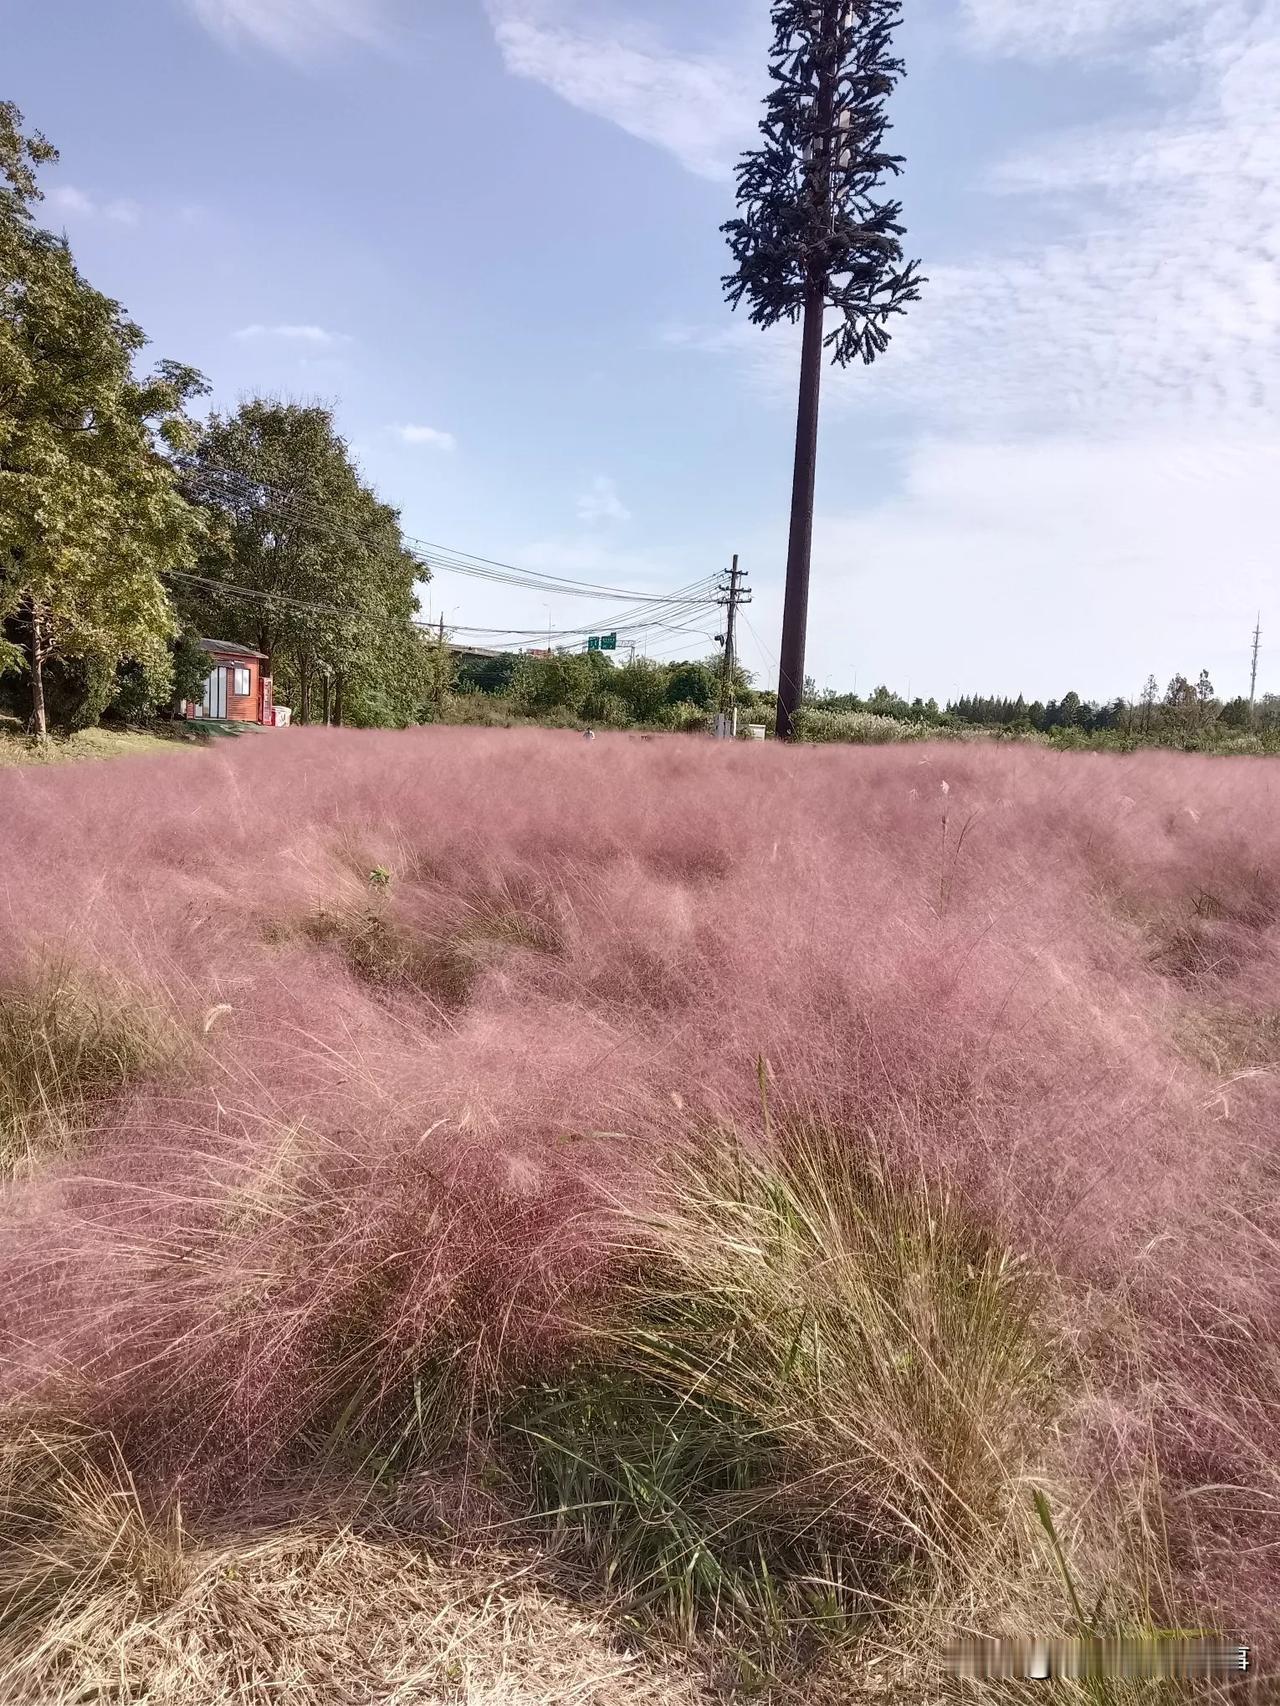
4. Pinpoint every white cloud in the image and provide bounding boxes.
[483,0,761,180]
[49,185,94,215]
[233,323,350,345]
[395,423,457,451]
[48,185,141,225]
[959,0,1214,59]
[184,0,386,59]
[576,475,631,524]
